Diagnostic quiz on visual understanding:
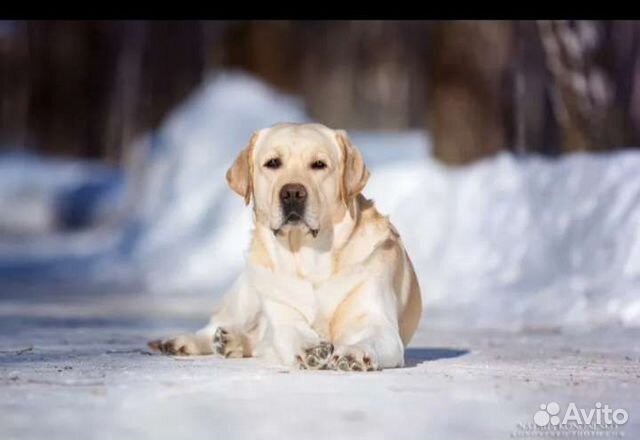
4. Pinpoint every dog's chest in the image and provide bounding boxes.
[293,247,334,282]
[271,244,334,283]
[248,252,366,329]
